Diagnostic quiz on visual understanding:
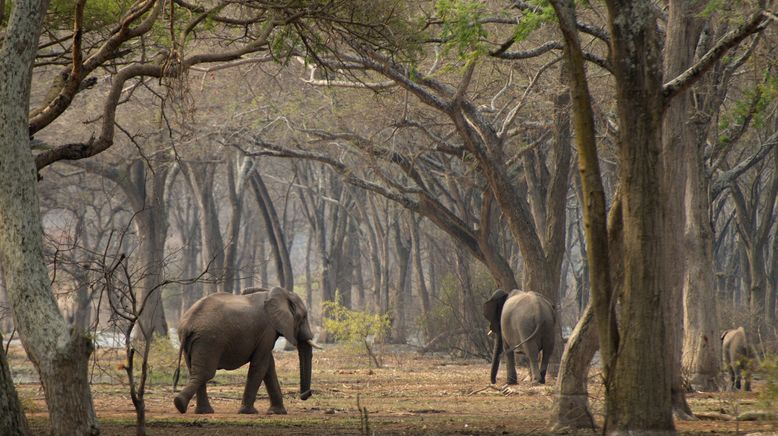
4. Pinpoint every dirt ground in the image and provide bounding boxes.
[10,343,778,435]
